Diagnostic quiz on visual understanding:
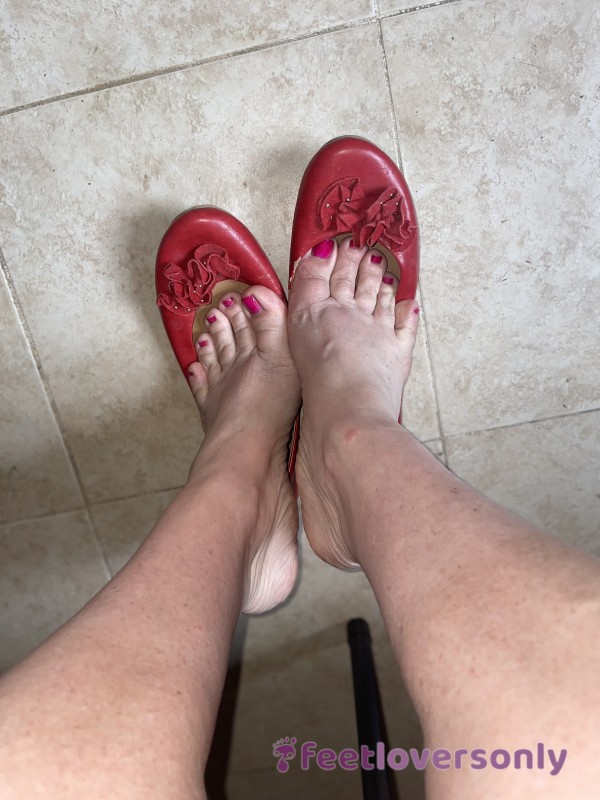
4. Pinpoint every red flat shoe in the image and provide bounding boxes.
[156,206,300,477]
[289,136,419,300]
